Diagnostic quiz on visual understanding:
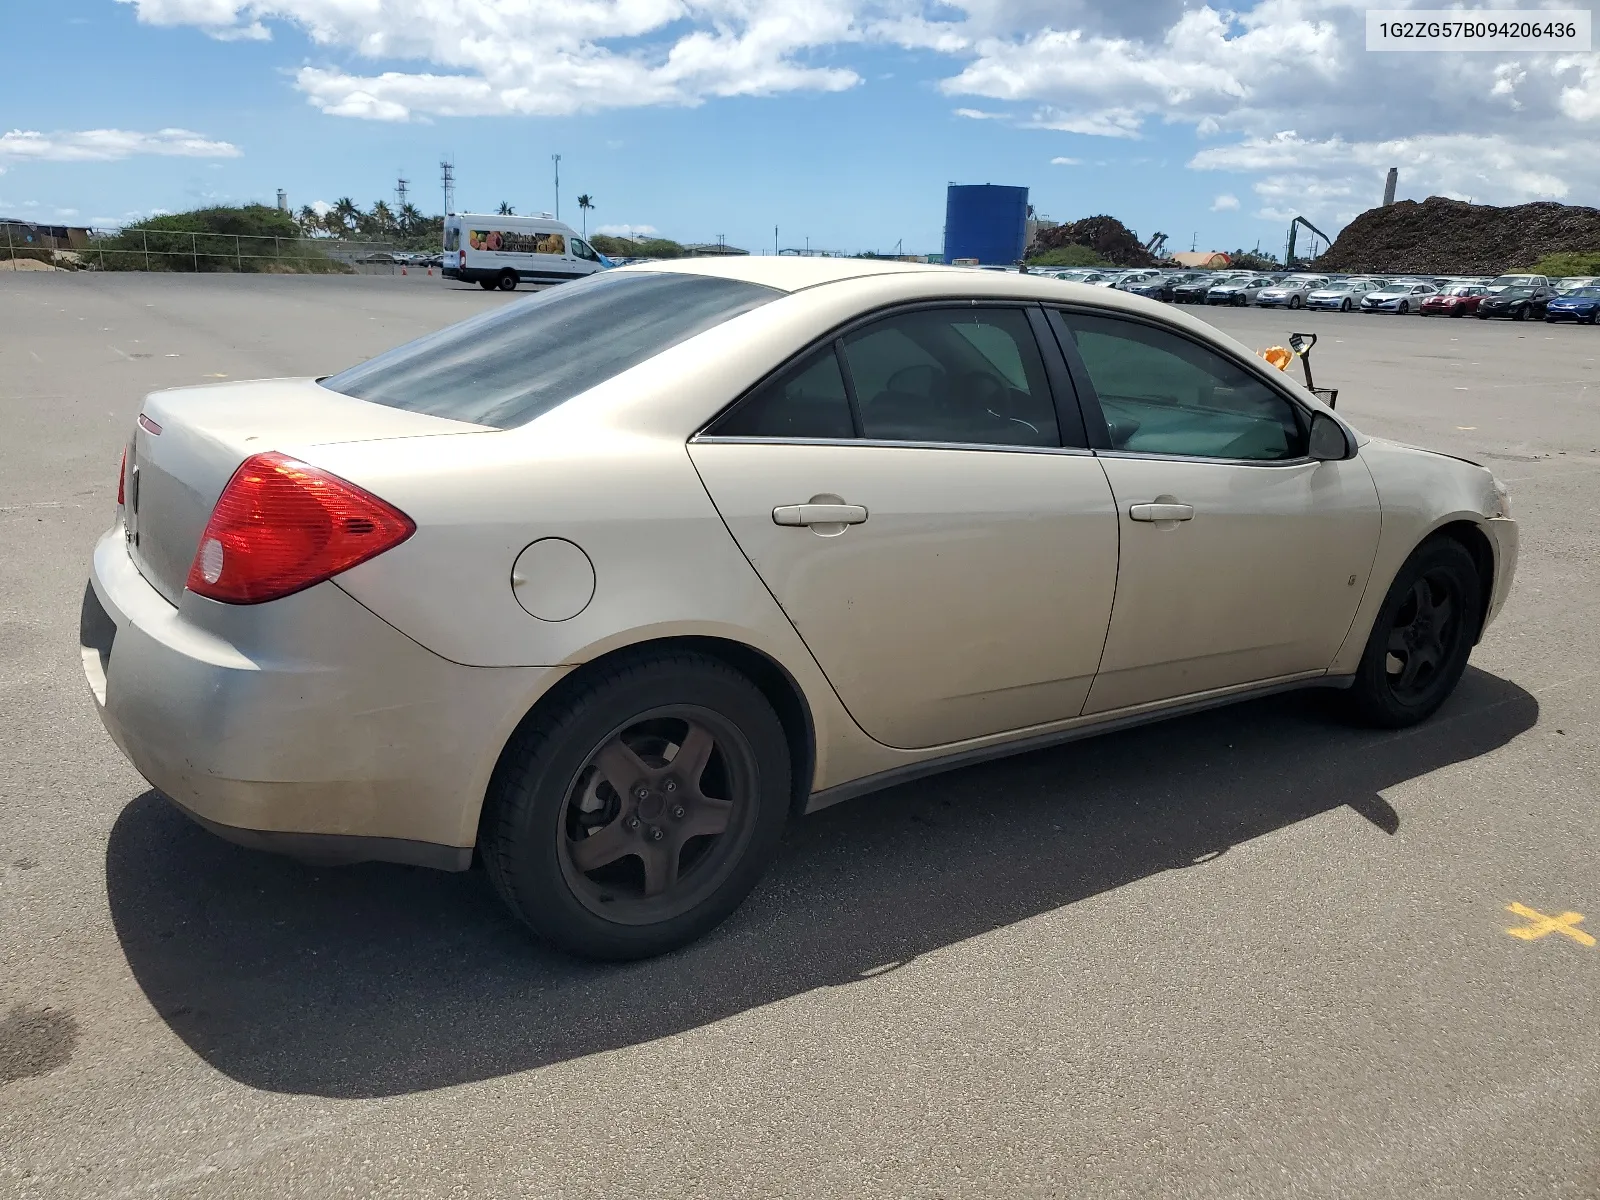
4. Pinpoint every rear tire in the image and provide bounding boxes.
[480,651,791,960]
[478,279,496,290]
[1343,539,1481,729]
